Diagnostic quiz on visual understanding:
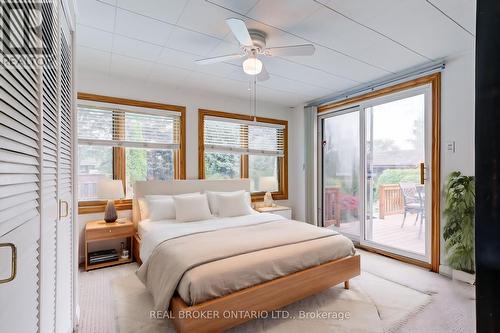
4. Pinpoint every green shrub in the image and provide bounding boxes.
[443,171,475,273]
[374,168,419,198]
